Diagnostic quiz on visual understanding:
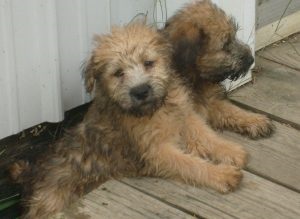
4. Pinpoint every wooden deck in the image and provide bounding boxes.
[54,34,300,219]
